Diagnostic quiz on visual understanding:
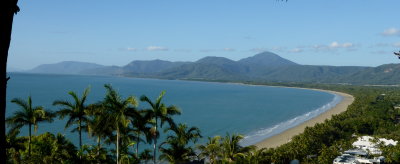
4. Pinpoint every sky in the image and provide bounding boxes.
[8,0,400,70]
